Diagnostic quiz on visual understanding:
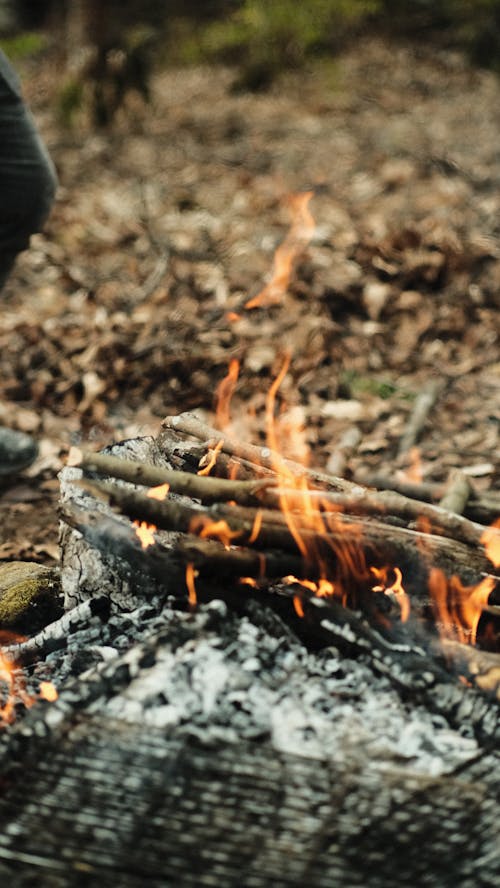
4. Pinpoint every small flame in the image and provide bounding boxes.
[185,563,198,608]
[429,568,494,646]
[226,311,242,323]
[239,577,258,588]
[190,515,242,549]
[481,518,500,567]
[198,439,224,477]
[39,681,58,702]
[293,595,305,618]
[370,565,410,622]
[245,192,315,310]
[248,509,263,544]
[133,520,157,549]
[215,359,240,429]
[147,483,170,501]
